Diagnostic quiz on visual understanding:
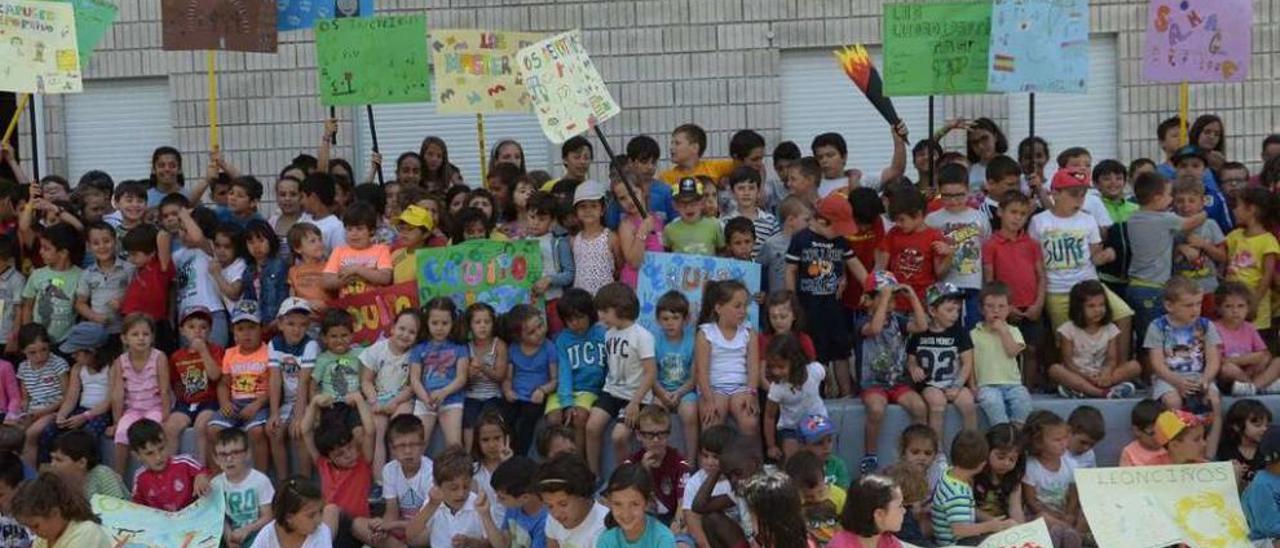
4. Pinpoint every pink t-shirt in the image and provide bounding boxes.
[828,532,903,548]
[1215,320,1267,359]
